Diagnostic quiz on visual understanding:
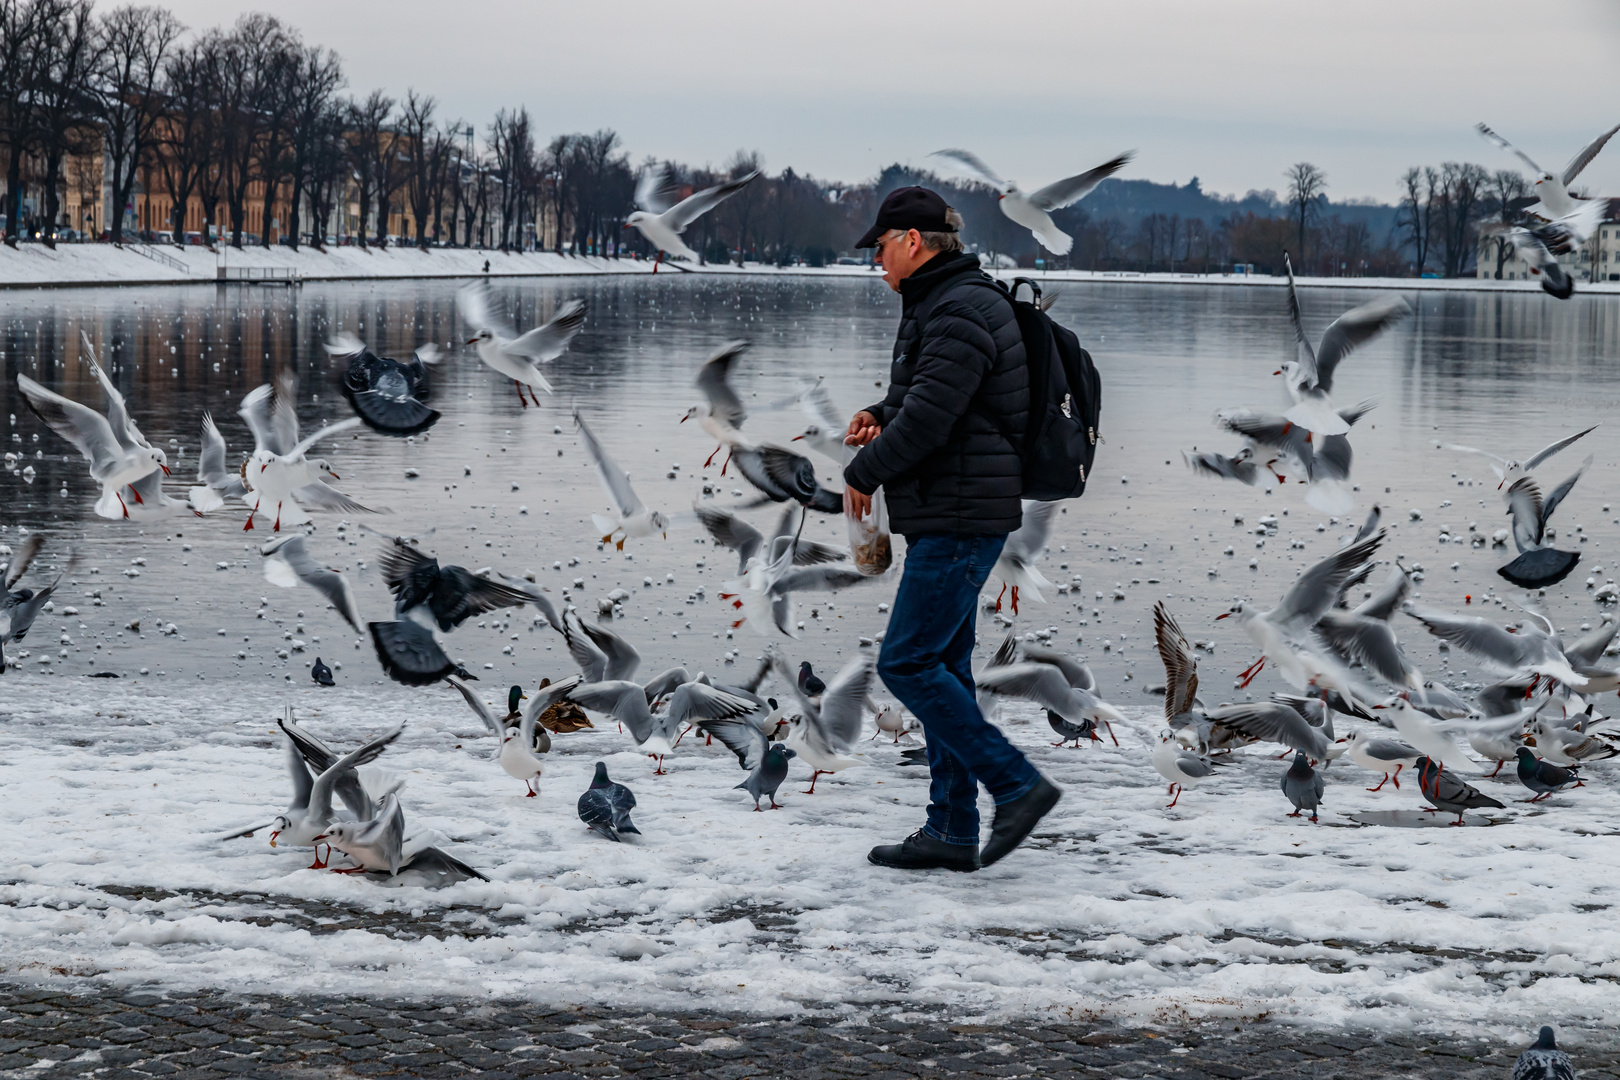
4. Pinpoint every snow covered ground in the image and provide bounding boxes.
[2,673,1617,1038]
[2,239,1616,295]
